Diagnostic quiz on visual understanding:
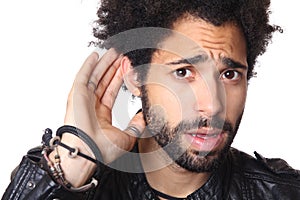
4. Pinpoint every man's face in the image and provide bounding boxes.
[141,17,248,172]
